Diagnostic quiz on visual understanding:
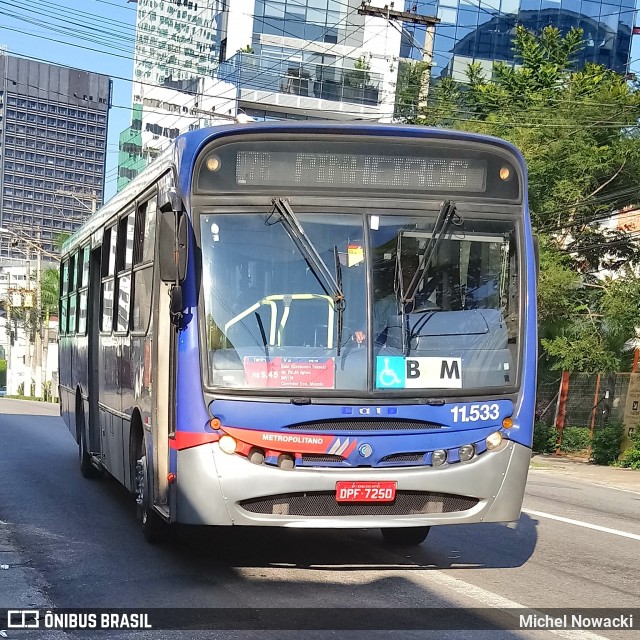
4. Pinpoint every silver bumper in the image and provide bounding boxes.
[176,440,531,527]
